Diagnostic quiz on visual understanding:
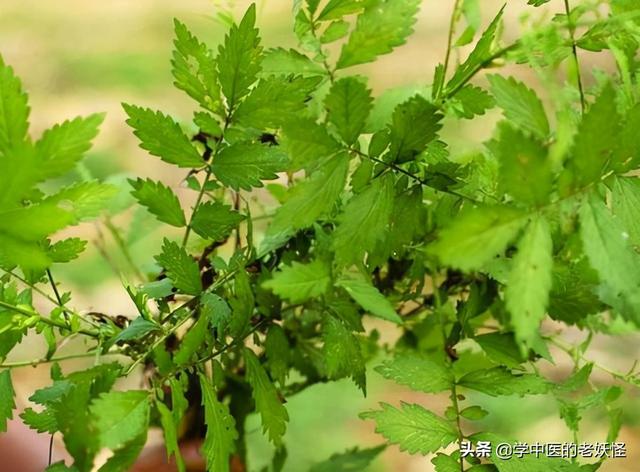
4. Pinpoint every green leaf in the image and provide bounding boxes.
[244,348,289,446]
[234,75,321,129]
[320,20,350,44]
[265,324,291,386]
[156,401,186,472]
[612,177,640,247]
[431,453,460,472]
[48,238,87,263]
[201,293,232,340]
[492,122,552,206]
[448,84,495,119]
[35,114,104,180]
[487,75,550,139]
[333,175,395,266]
[309,445,385,472]
[91,390,150,450]
[172,19,220,111]
[428,205,526,271]
[20,407,58,433]
[191,201,245,242]
[229,270,254,338]
[267,154,348,236]
[200,374,238,472]
[260,48,325,77]
[458,367,551,396]
[47,462,80,472]
[113,317,161,344]
[211,142,288,191]
[459,405,488,420]
[337,0,421,69]
[263,259,331,304]
[505,216,553,347]
[325,77,373,145]
[360,402,457,454]
[281,118,341,170]
[375,352,452,393]
[129,178,186,227]
[566,84,620,187]
[446,7,504,94]
[155,239,202,296]
[474,333,526,368]
[217,4,262,108]
[0,370,15,432]
[579,193,640,322]
[388,95,443,162]
[97,431,147,472]
[174,315,209,366]
[123,104,203,168]
[323,315,366,393]
[317,0,365,22]
[336,278,402,324]
[0,58,29,152]
[528,0,551,6]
